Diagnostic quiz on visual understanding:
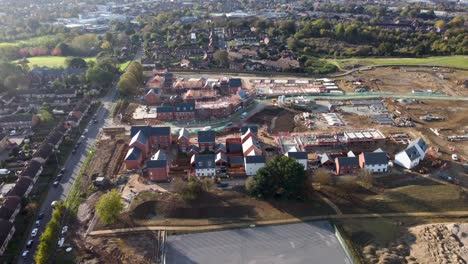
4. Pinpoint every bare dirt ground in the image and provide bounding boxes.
[362,223,468,264]
[338,67,468,96]
[247,106,302,133]
[86,136,129,180]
